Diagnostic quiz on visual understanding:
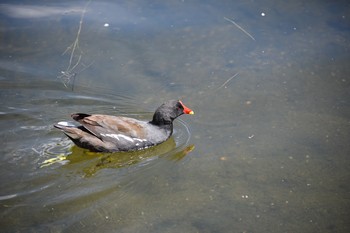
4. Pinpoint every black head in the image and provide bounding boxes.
[151,100,194,126]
